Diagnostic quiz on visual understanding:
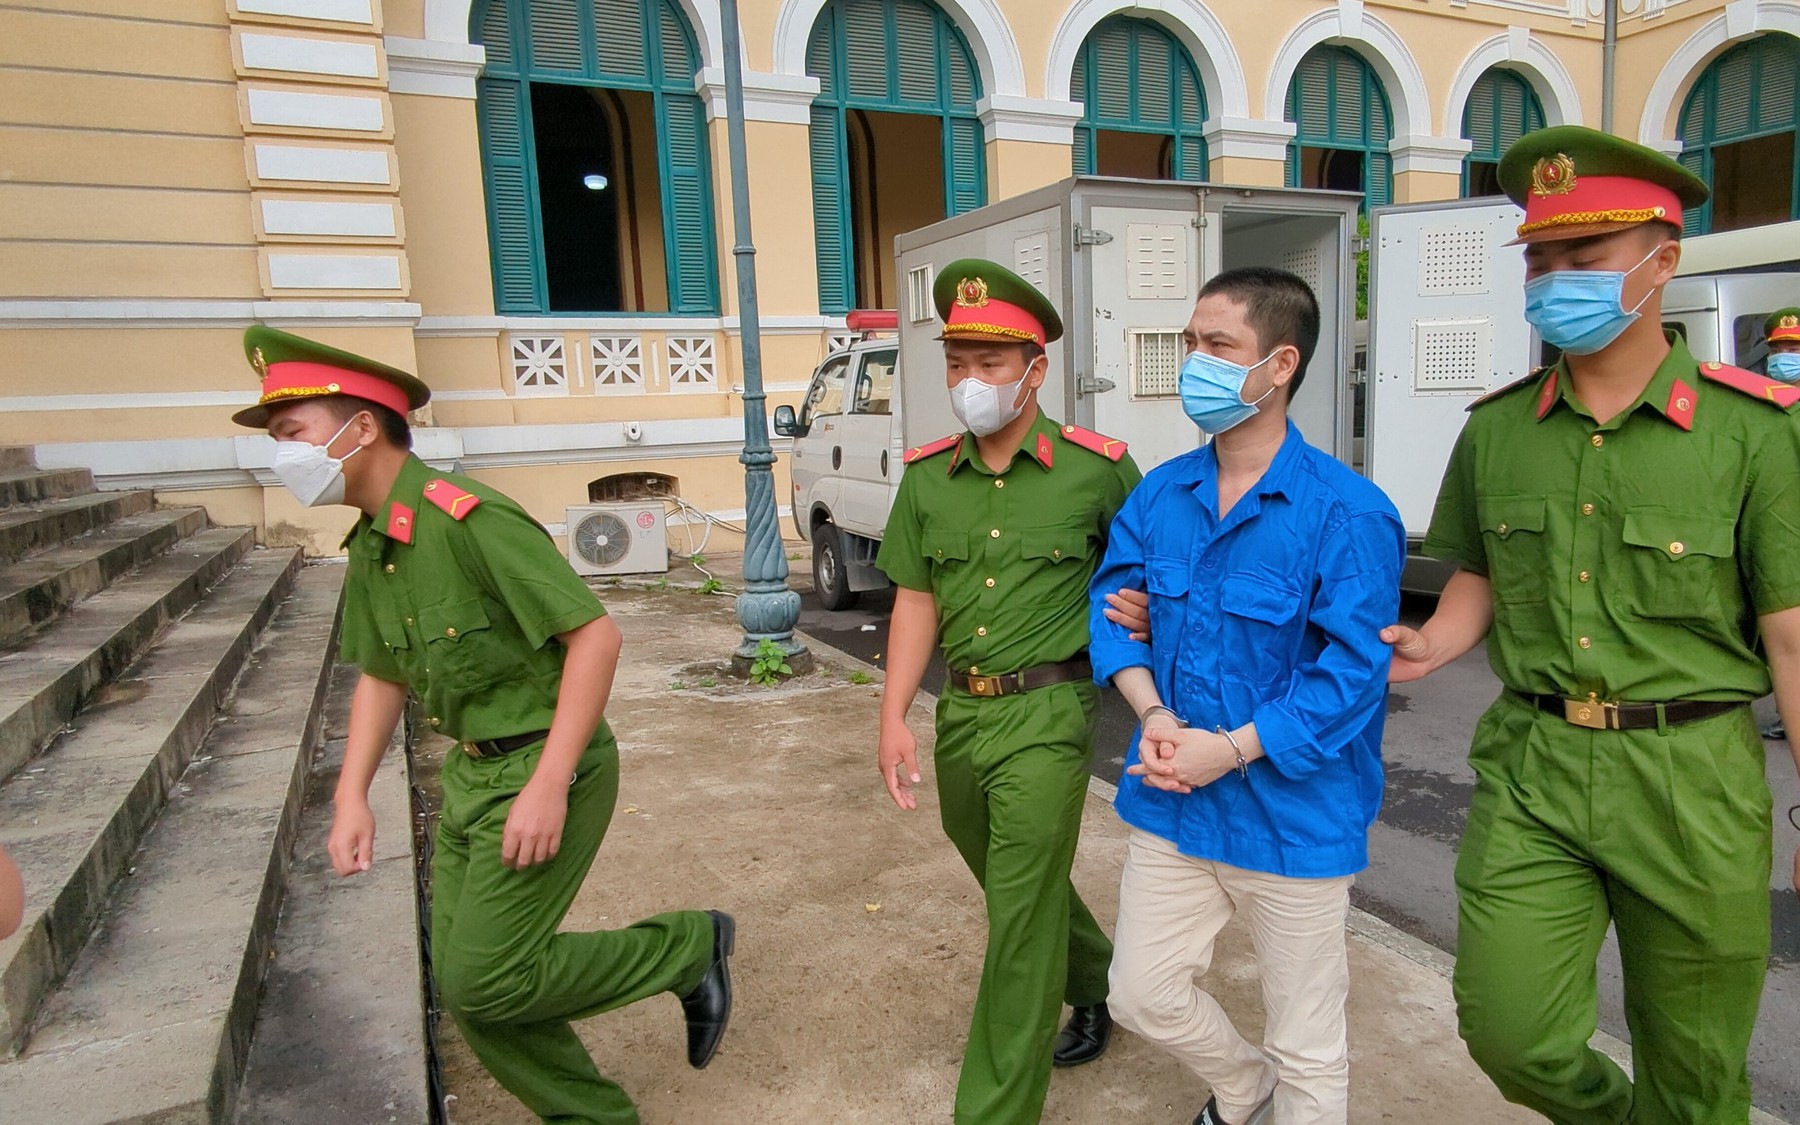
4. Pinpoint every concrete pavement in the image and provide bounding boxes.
[432,584,1547,1124]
